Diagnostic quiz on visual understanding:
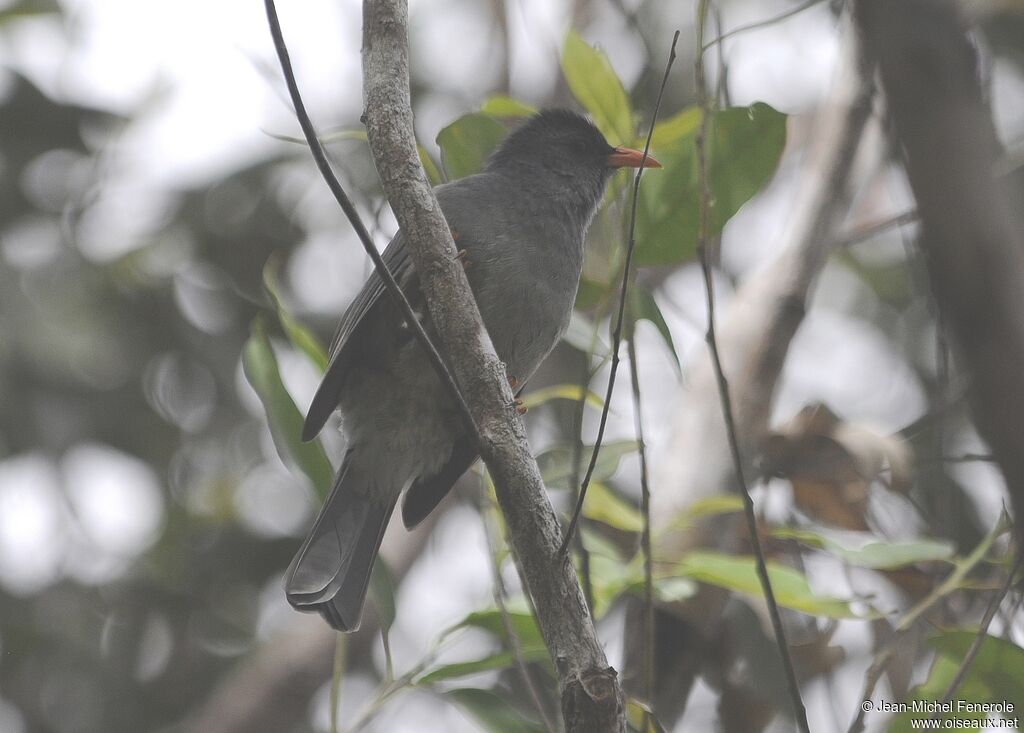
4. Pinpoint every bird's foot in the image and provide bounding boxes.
[514,397,528,415]
[508,375,520,390]
[454,248,470,270]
